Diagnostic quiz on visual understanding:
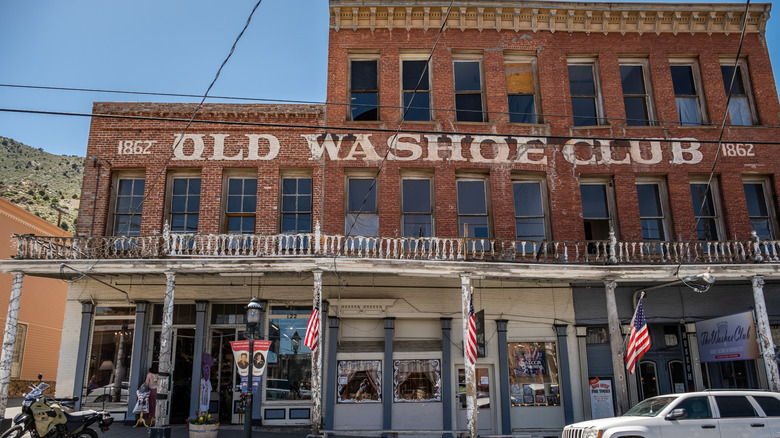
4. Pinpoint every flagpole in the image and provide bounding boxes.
[461,275,477,438]
[311,270,323,435]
